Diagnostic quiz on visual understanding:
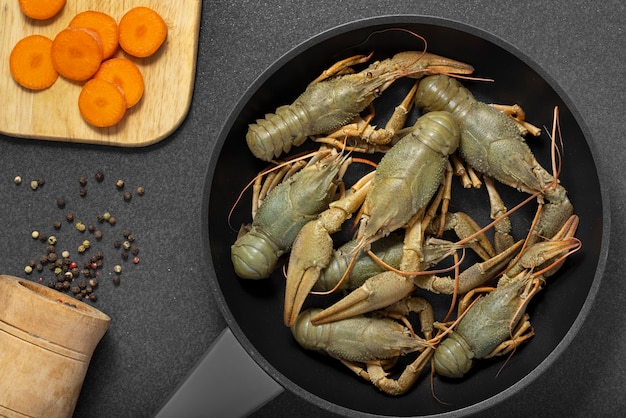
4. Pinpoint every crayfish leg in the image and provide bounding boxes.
[367,347,435,396]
